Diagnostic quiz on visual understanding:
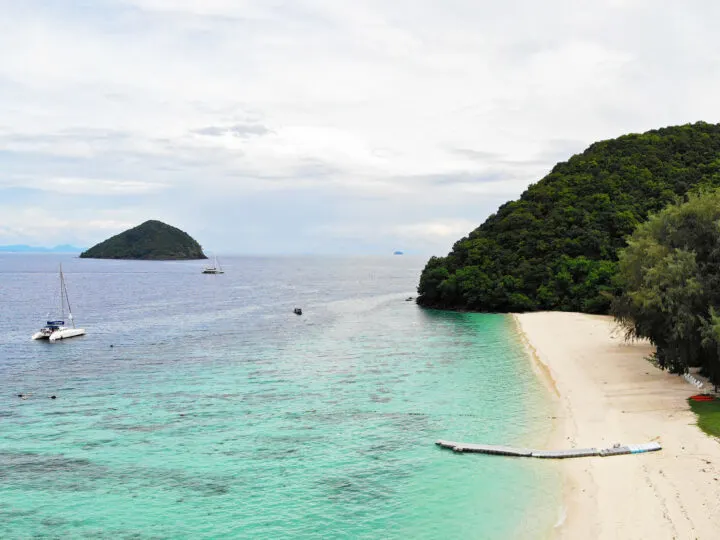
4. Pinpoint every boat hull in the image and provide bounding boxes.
[49,328,86,341]
[32,328,86,341]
